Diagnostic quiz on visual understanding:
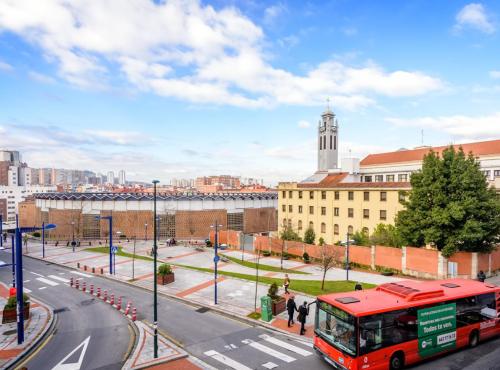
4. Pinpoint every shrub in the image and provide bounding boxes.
[119,234,127,239]
[262,251,271,257]
[267,283,280,301]
[158,263,172,275]
[33,232,41,238]
[280,226,301,241]
[303,227,315,245]
[303,252,310,261]
[4,293,30,310]
[318,237,325,246]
